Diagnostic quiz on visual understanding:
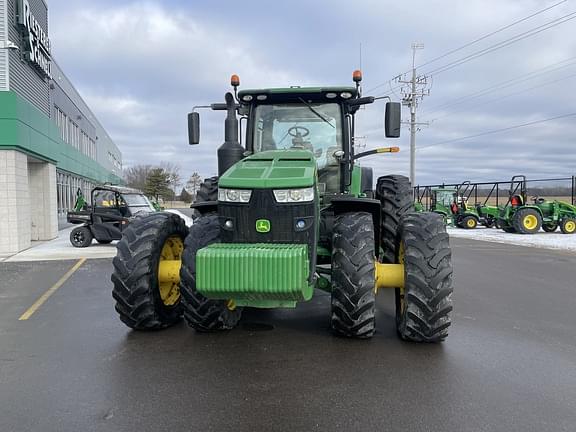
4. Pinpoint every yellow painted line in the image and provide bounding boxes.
[18,258,86,321]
